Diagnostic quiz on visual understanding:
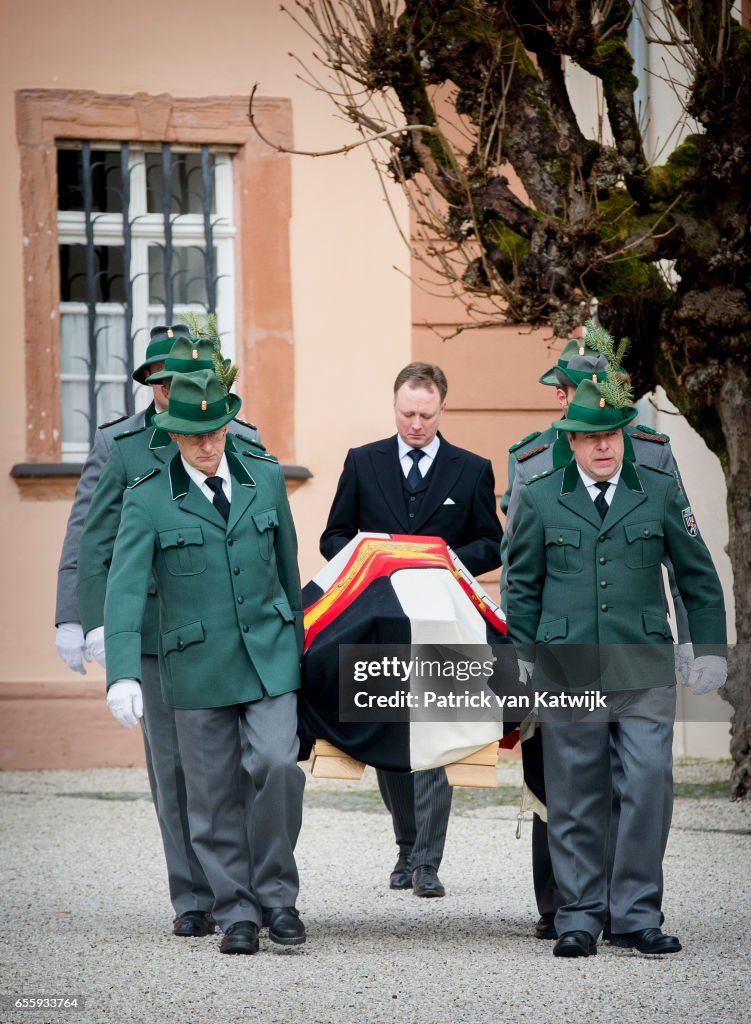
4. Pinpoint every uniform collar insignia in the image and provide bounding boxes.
[561,459,580,495]
[149,427,172,450]
[226,448,256,488]
[168,453,190,500]
[619,459,644,493]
